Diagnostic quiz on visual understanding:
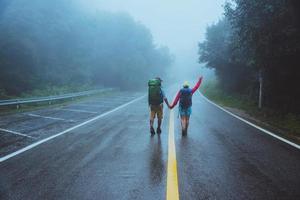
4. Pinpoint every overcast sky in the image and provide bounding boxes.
[79,0,226,79]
